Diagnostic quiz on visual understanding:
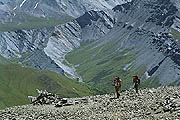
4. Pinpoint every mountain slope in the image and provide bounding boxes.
[65,0,180,93]
[0,57,92,109]
[0,8,115,80]
[44,10,115,80]
[1,86,180,119]
[0,1,14,23]
[0,0,129,77]
[0,0,131,26]
[65,35,142,93]
[0,0,180,106]
[0,12,71,32]
[2,0,131,18]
